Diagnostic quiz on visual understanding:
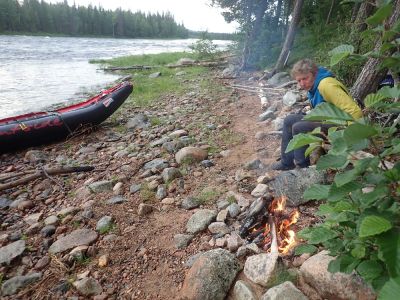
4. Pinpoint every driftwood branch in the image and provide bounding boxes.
[268,215,279,255]
[0,166,94,191]
[102,65,155,71]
